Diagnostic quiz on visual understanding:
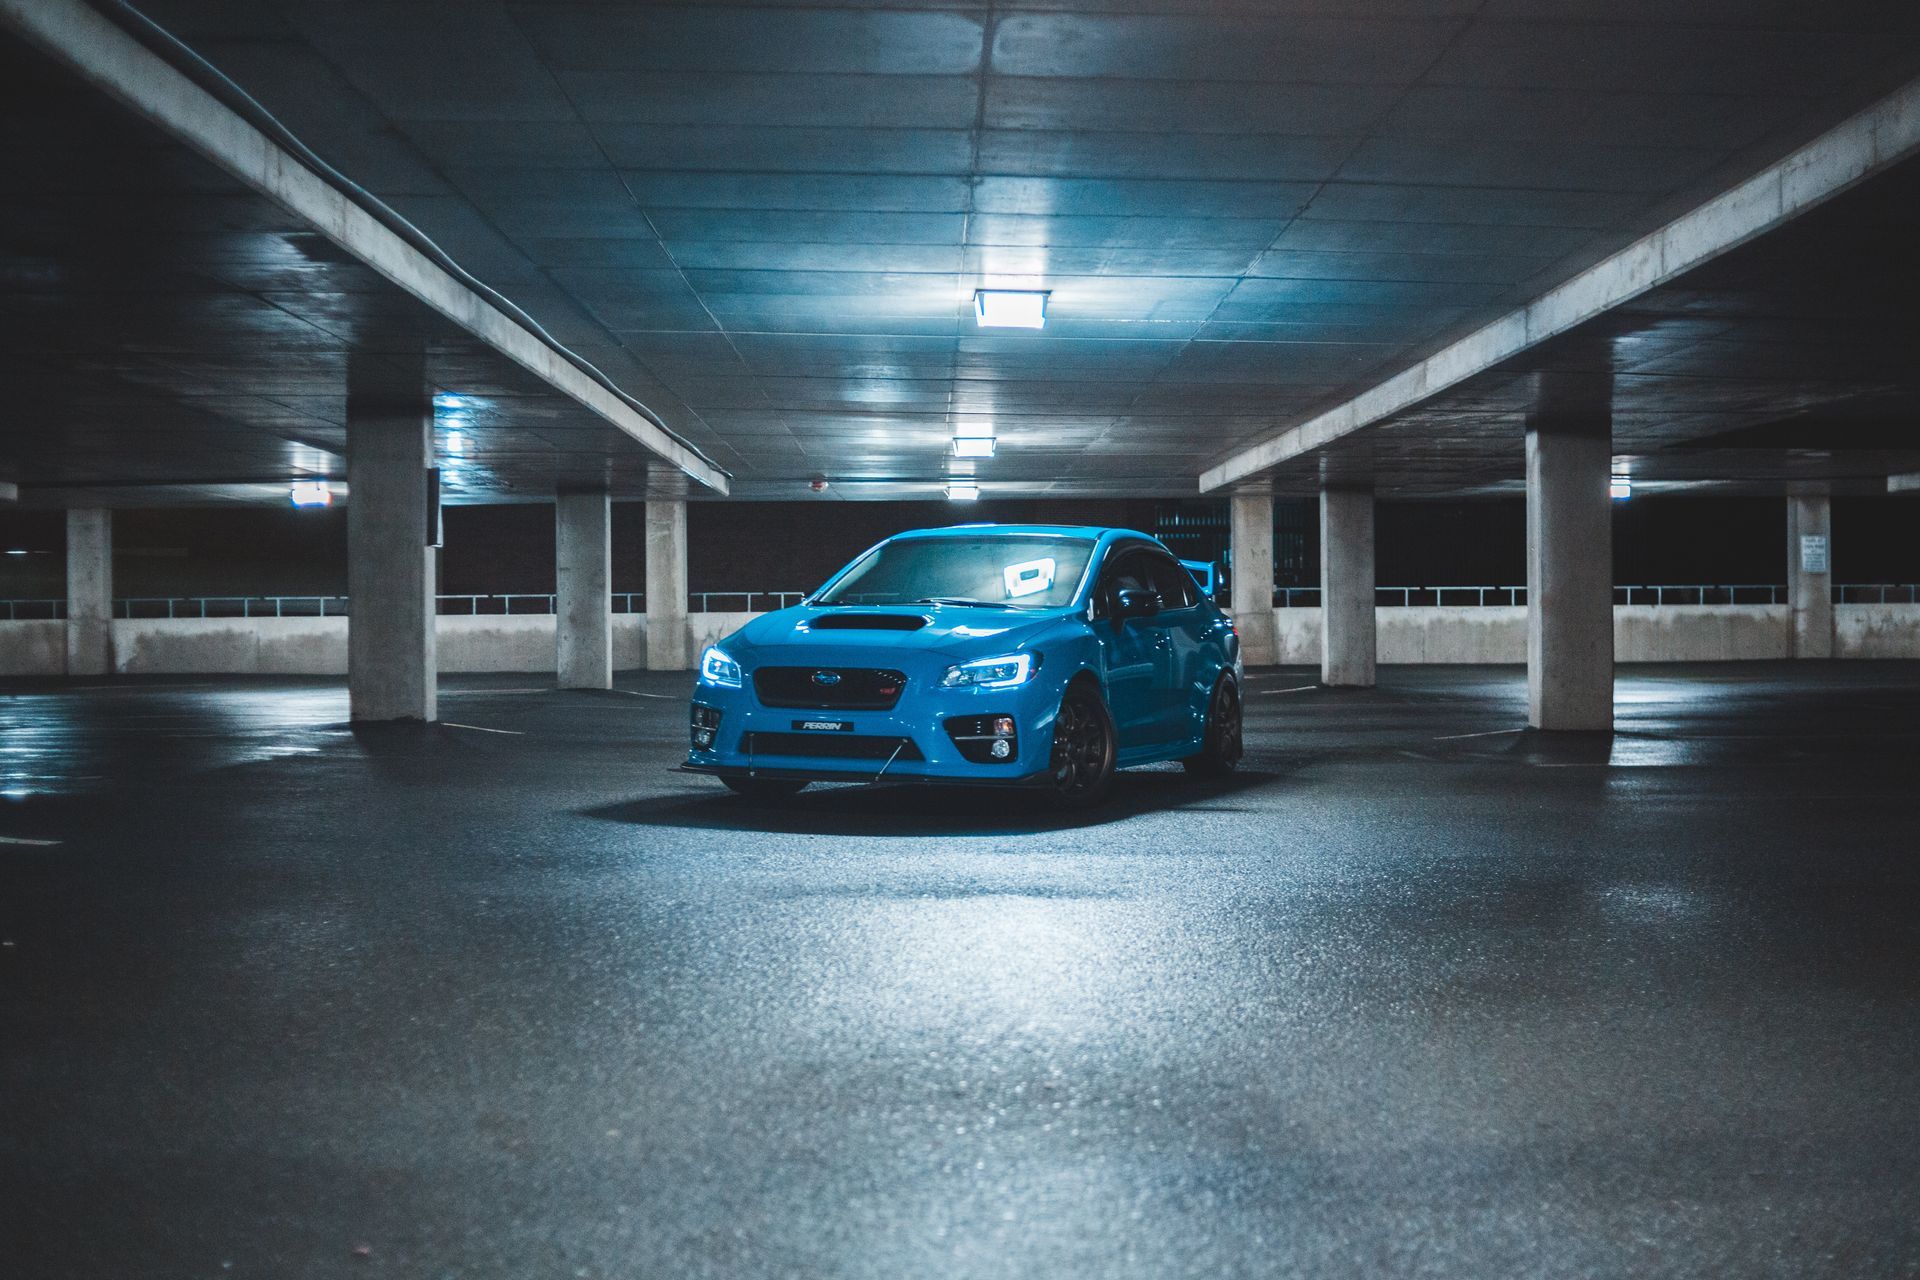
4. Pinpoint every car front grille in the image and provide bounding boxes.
[752,666,907,710]
[742,732,924,762]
